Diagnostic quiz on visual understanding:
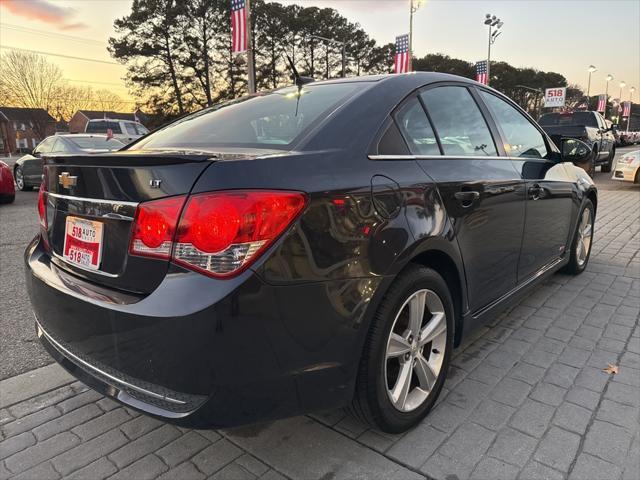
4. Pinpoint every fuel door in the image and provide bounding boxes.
[370,174,402,219]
